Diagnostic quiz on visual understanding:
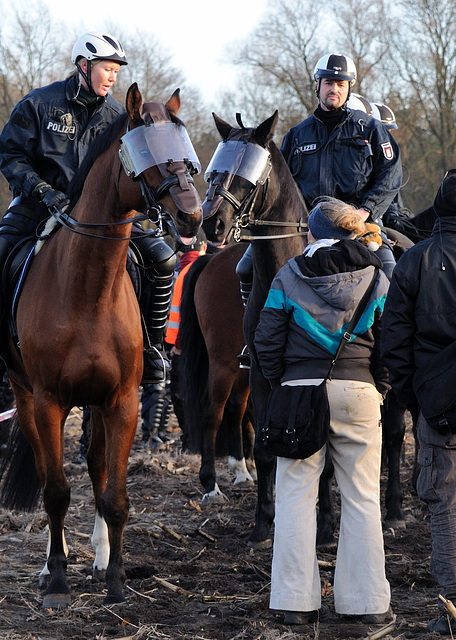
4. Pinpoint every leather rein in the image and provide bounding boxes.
[206,149,308,244]
[48,129,196,242]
